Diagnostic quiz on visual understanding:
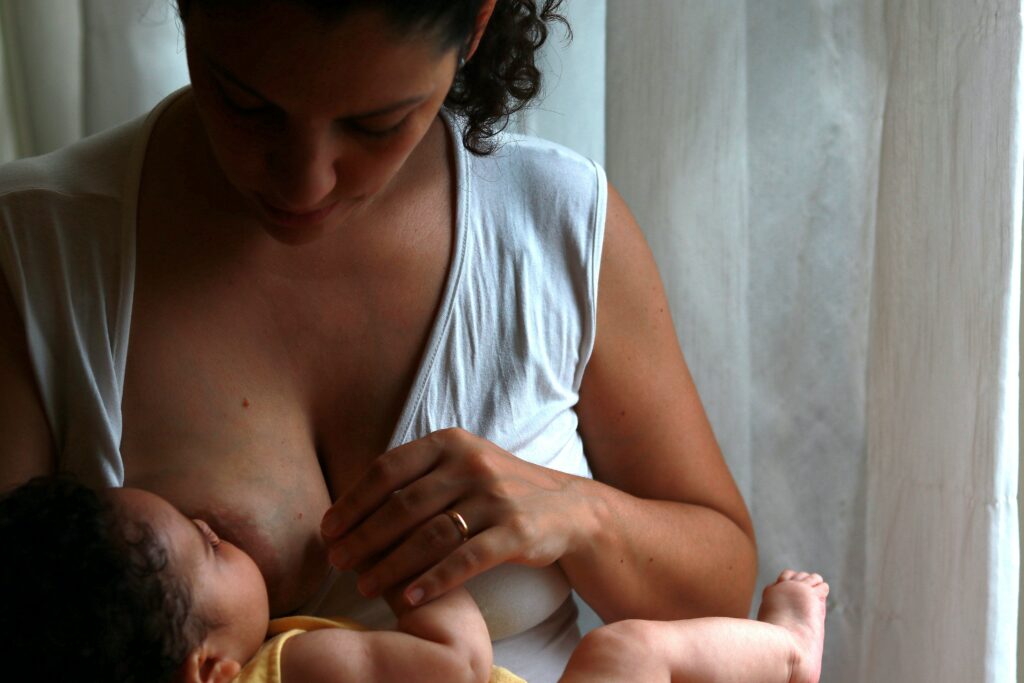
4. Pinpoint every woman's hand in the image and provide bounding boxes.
[320,428,593,606]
